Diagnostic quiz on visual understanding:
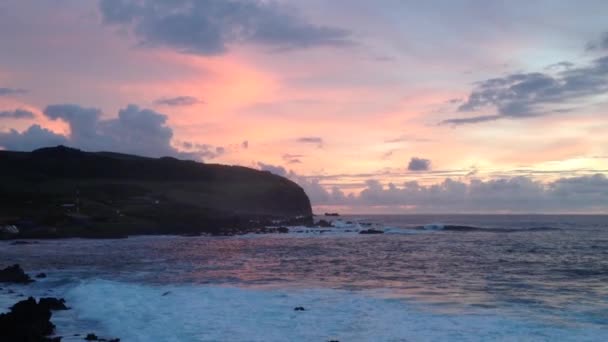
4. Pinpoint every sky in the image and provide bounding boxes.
[1,0,607,213]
